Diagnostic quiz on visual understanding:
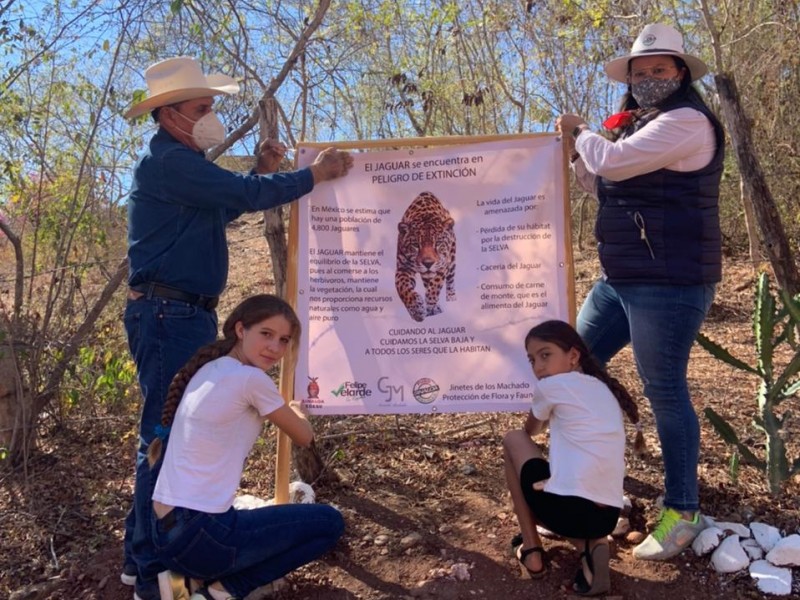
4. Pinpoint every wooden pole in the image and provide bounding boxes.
[561,136,577,325]
[273,197,300,505]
